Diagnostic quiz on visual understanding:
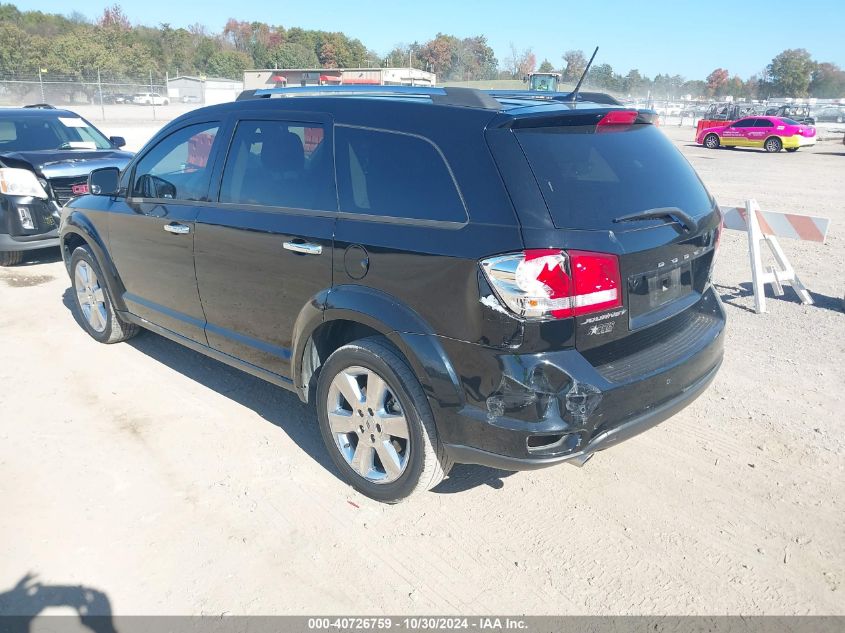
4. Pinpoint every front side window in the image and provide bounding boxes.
[218,119,334,210]
[335,126,466,222]
[731,118,755,128]
[131,122,219,201]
